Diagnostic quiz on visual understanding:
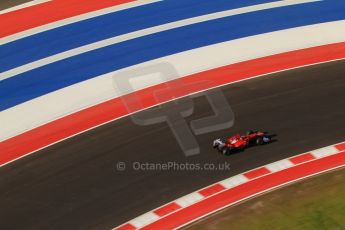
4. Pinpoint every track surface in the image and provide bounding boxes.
[1,61,345,229]
[0,0,33,11]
